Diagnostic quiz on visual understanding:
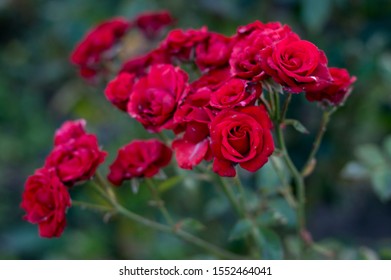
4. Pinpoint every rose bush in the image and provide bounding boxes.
[21,10,357,261]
